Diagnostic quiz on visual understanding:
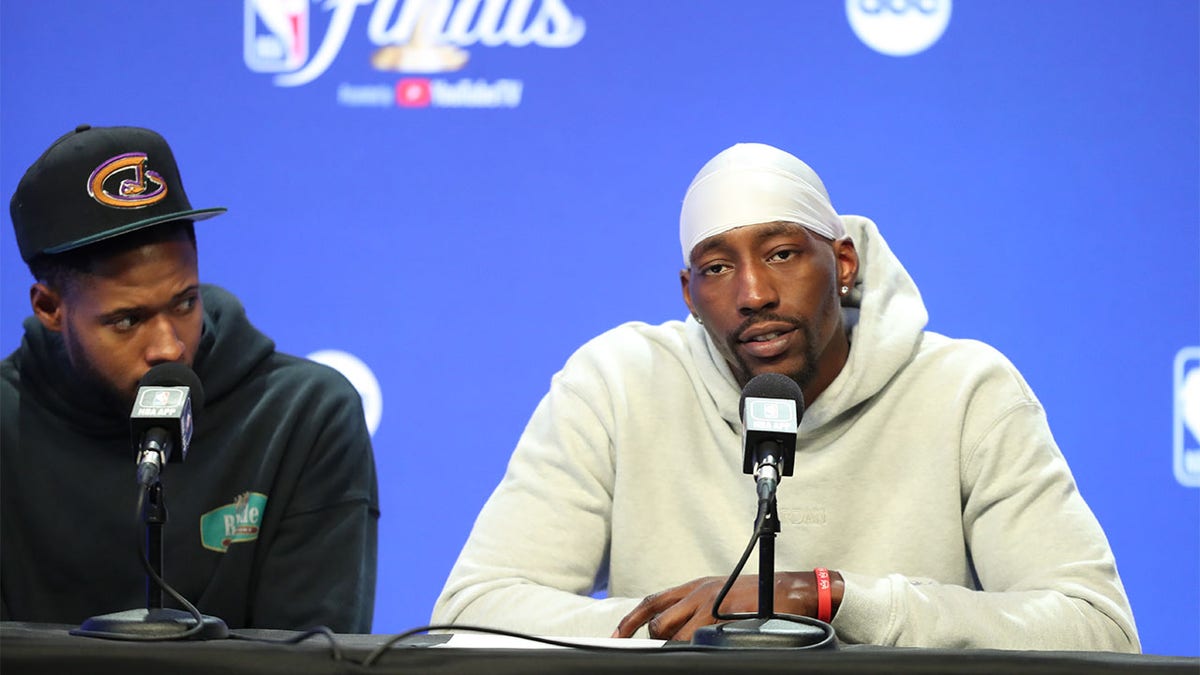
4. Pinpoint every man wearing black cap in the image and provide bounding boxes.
[1,125,379,633]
